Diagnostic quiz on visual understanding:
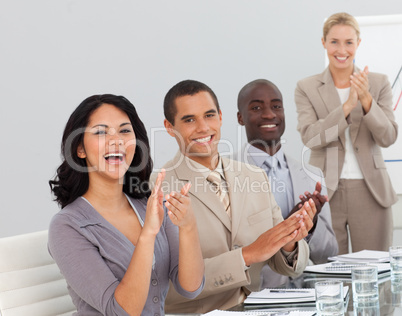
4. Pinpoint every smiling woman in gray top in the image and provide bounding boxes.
[48,94,204,315]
